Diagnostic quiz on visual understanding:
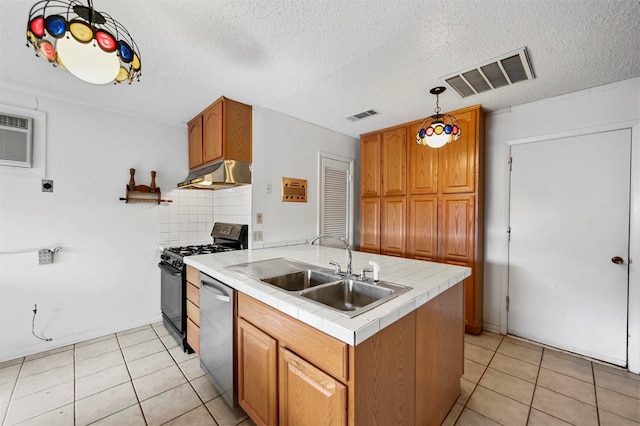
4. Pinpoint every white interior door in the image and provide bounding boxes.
[319,156,353,247]
[508,129,631,366]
